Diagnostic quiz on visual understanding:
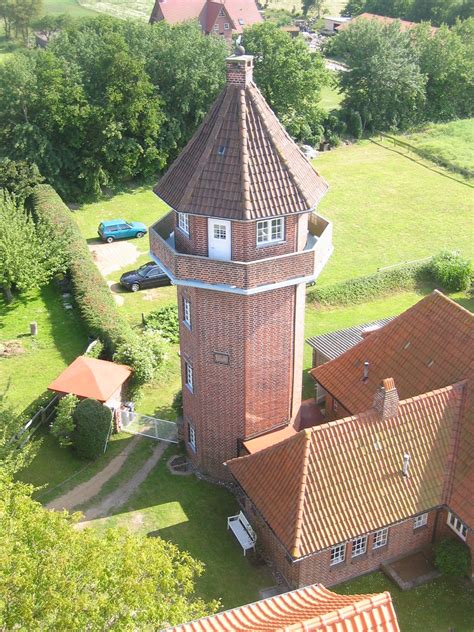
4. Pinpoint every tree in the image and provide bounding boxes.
[302,0,326,17]
[342,0,367,15]
[50,394,78,447]
[243,22,328,143]
[0,474,217,629]
[0,190,66,301]
[0,158,43,204]
[331,20,426,131]
[73,398,112,460]
[0,395,35,476]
